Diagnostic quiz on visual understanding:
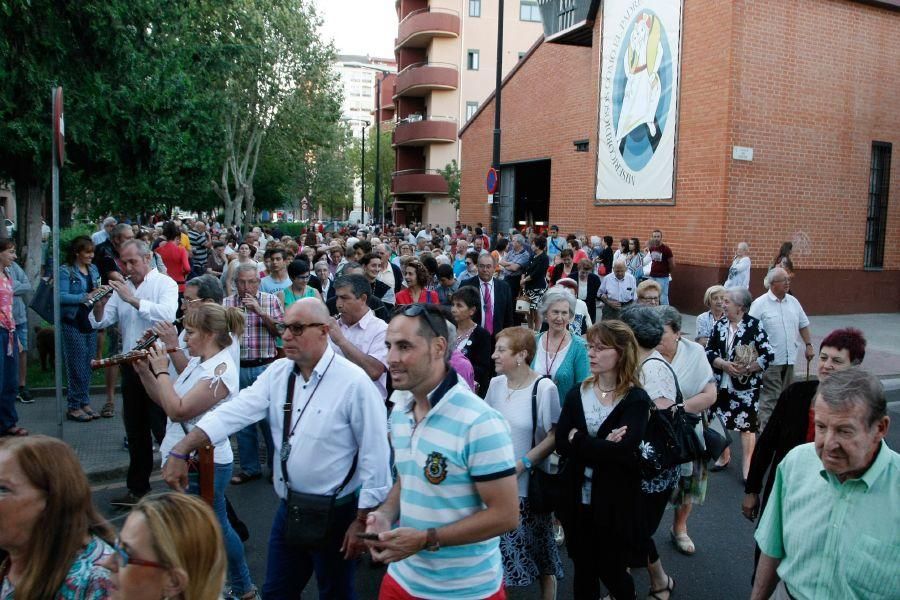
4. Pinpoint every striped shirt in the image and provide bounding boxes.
[187,228,209,267]
[223,292,283,360]
[387,371,516,599]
